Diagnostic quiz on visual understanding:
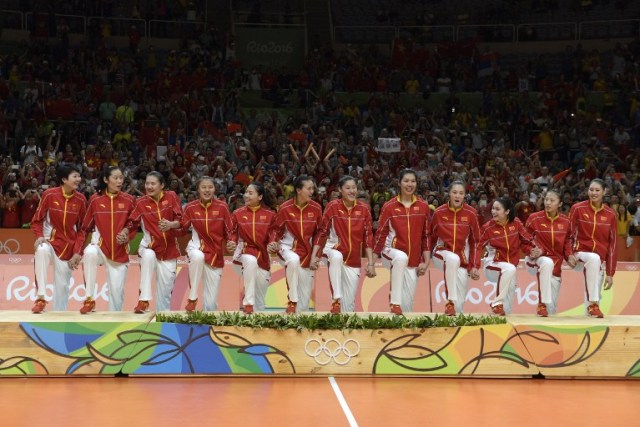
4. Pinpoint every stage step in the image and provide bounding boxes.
[0,312,638,378]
